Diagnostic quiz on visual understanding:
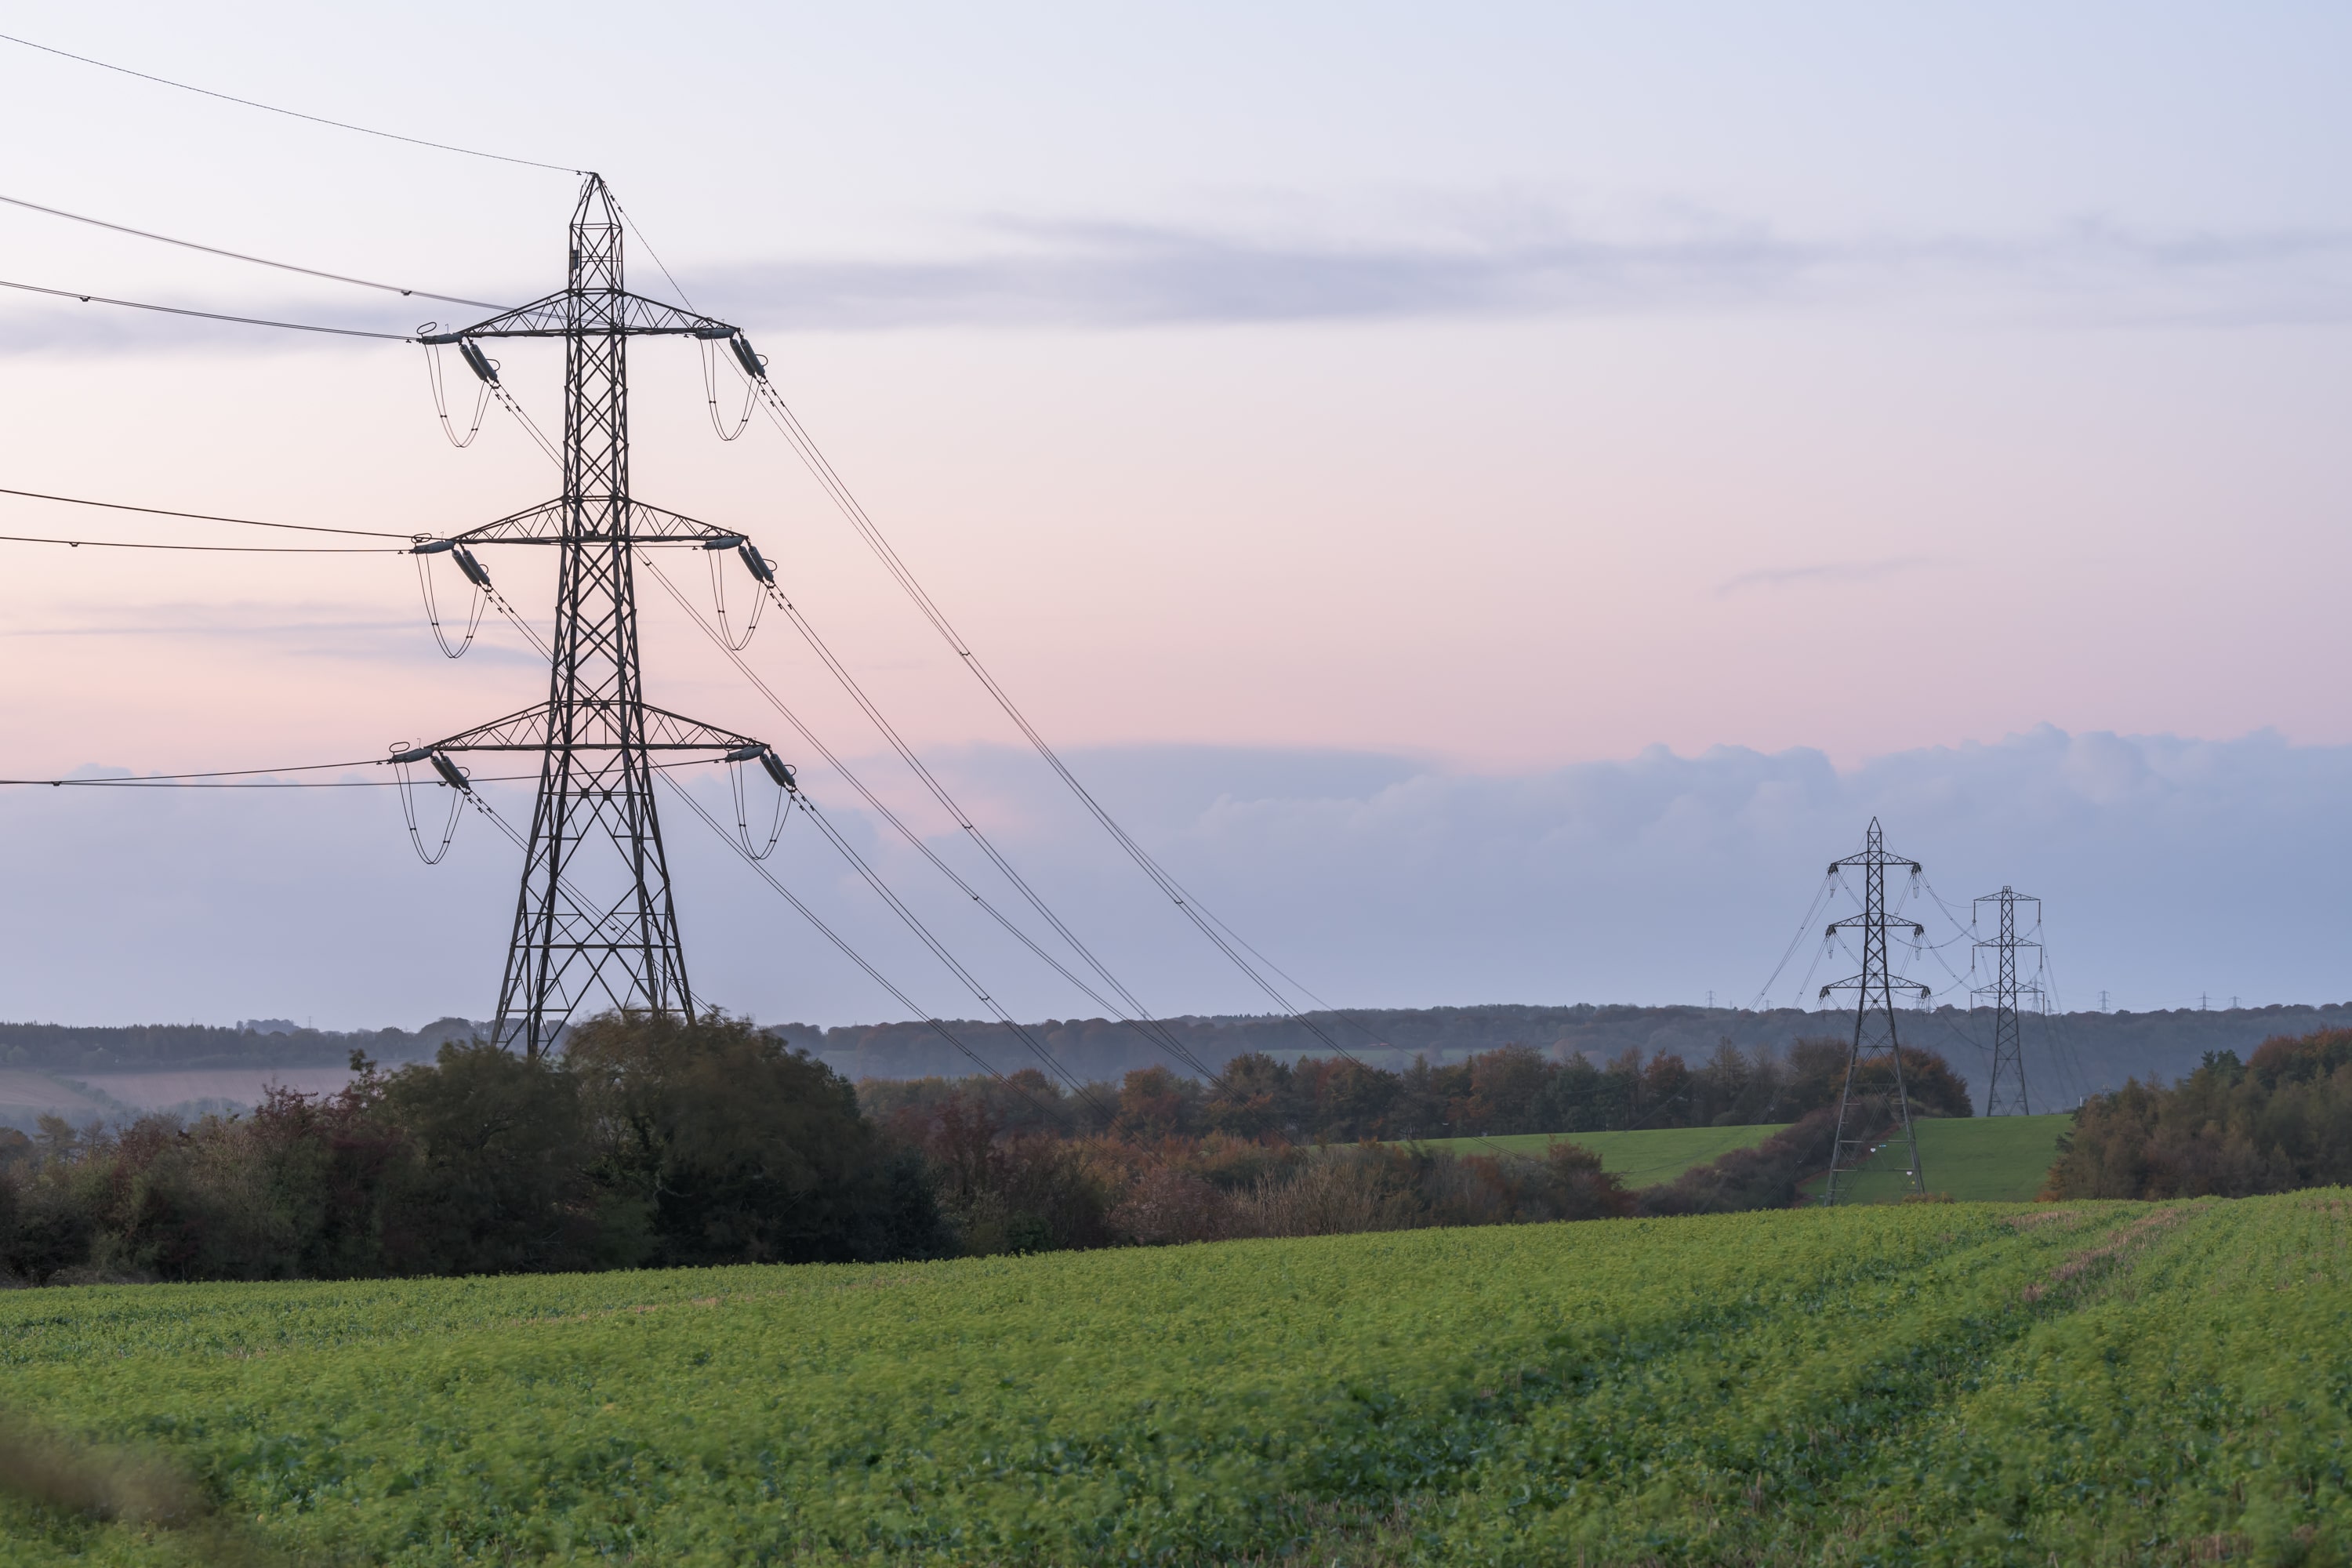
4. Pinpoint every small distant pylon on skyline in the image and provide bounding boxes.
[1972,885,2042,1117]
